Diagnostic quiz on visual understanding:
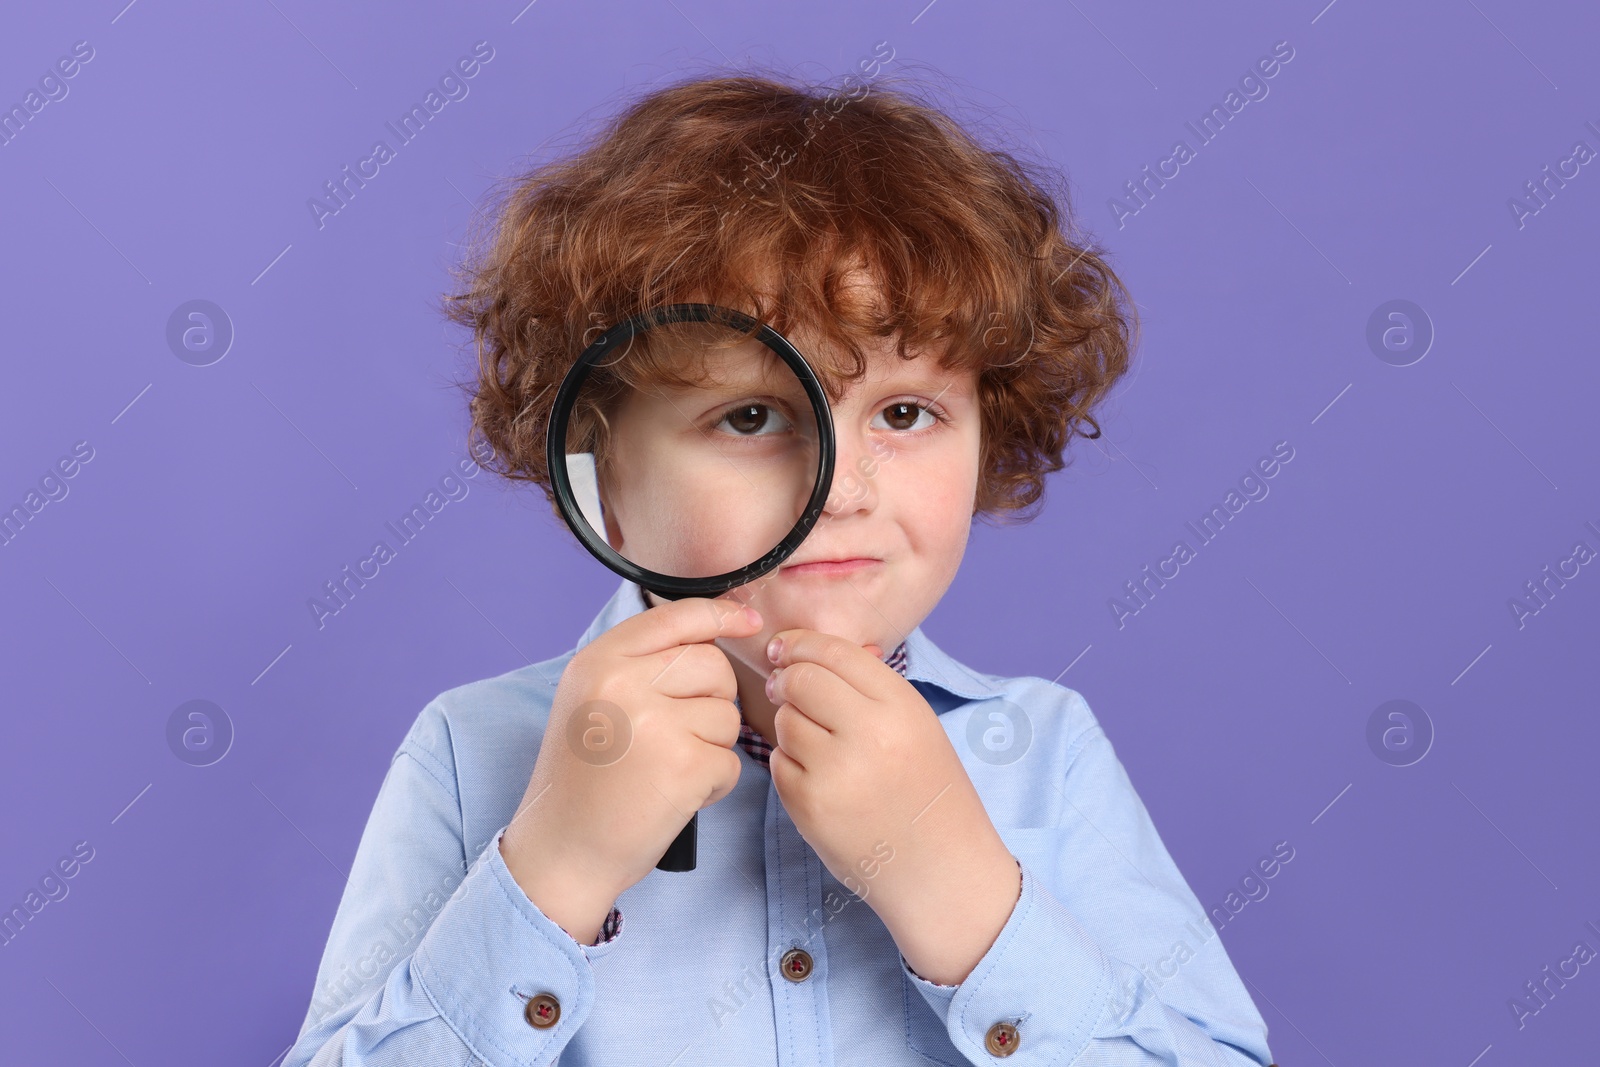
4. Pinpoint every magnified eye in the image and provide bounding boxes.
[873,401,936,432]
[715,402,794,436]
